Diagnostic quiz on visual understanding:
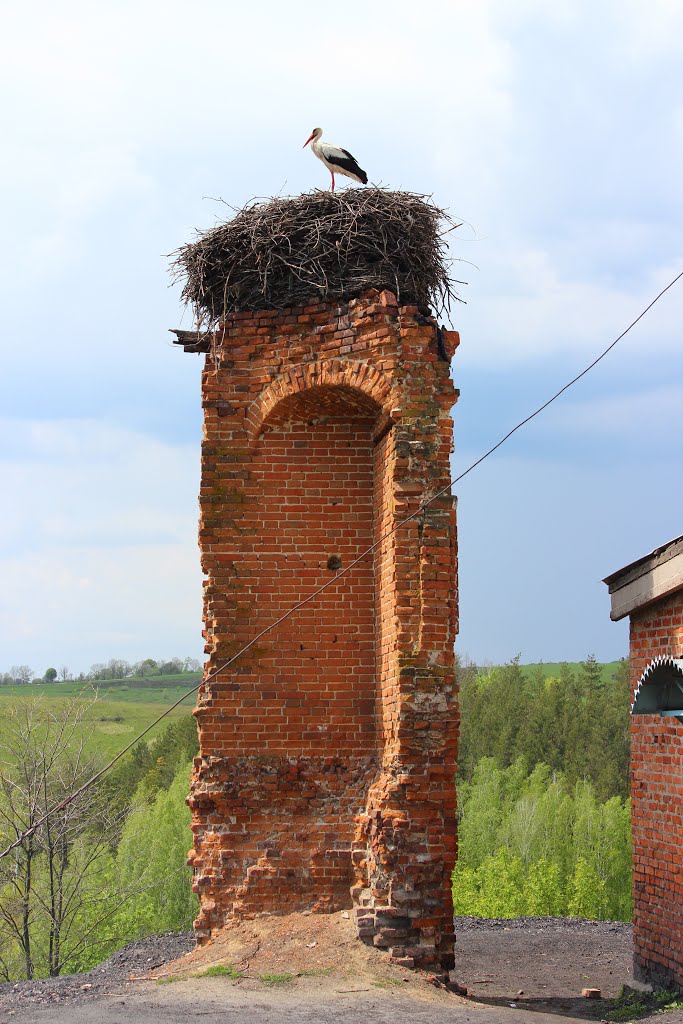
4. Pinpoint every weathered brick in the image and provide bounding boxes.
[627,589,683,991]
